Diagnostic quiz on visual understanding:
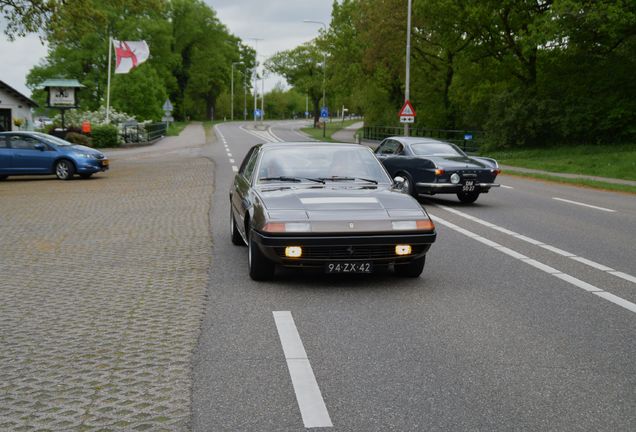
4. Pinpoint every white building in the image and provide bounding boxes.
[0,80,38,132]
